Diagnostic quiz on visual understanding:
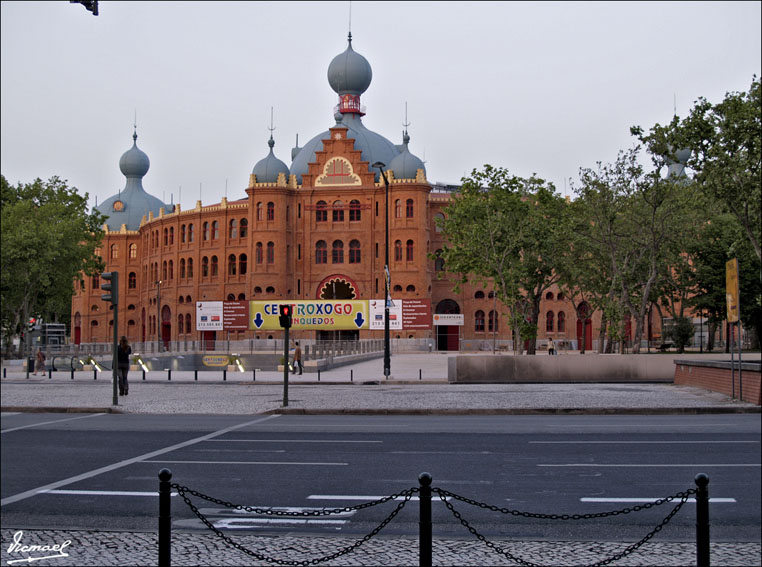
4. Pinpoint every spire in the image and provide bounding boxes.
[267,107,276,151]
